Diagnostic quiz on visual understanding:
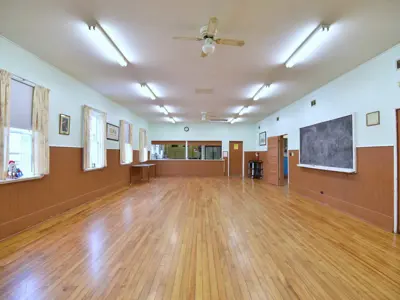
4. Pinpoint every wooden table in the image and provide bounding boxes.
[130,164,156,184]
